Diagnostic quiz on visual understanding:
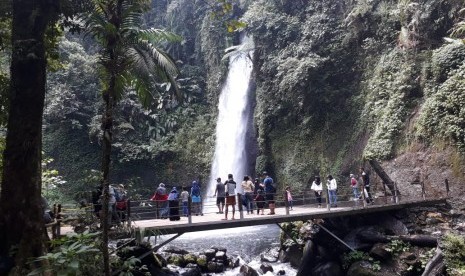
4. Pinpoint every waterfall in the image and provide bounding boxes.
[207,37,254,199]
